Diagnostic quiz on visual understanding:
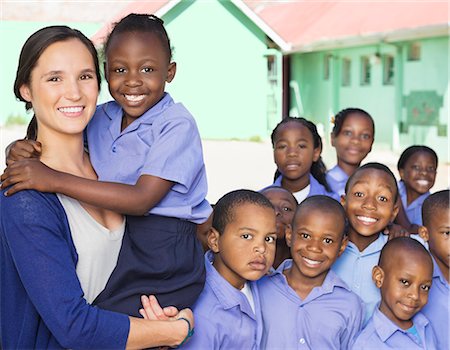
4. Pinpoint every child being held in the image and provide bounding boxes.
[258,195,364,349]
[332,162,400,323]
[419,190,449,350]
[352,237,437,349]
[260,186,298,269]
[181,189,277,349]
